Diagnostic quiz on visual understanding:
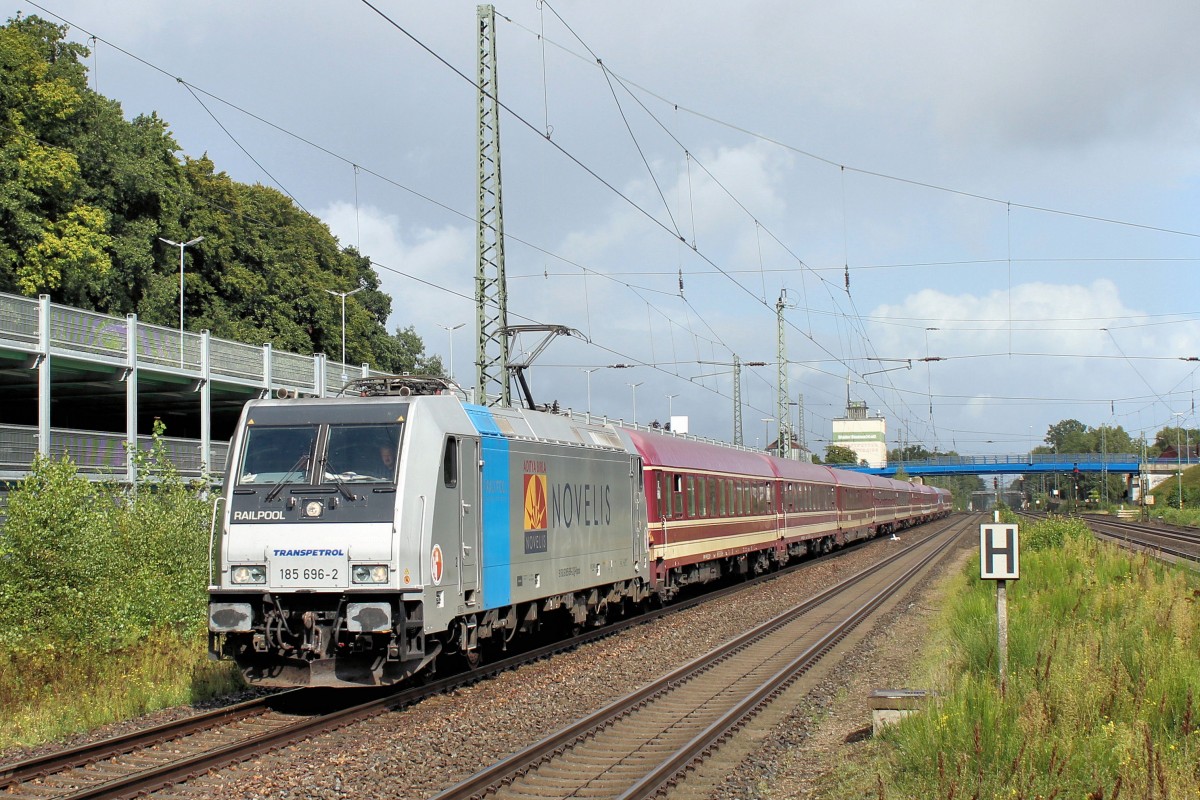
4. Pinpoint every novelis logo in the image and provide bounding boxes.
[523,472,548,554]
